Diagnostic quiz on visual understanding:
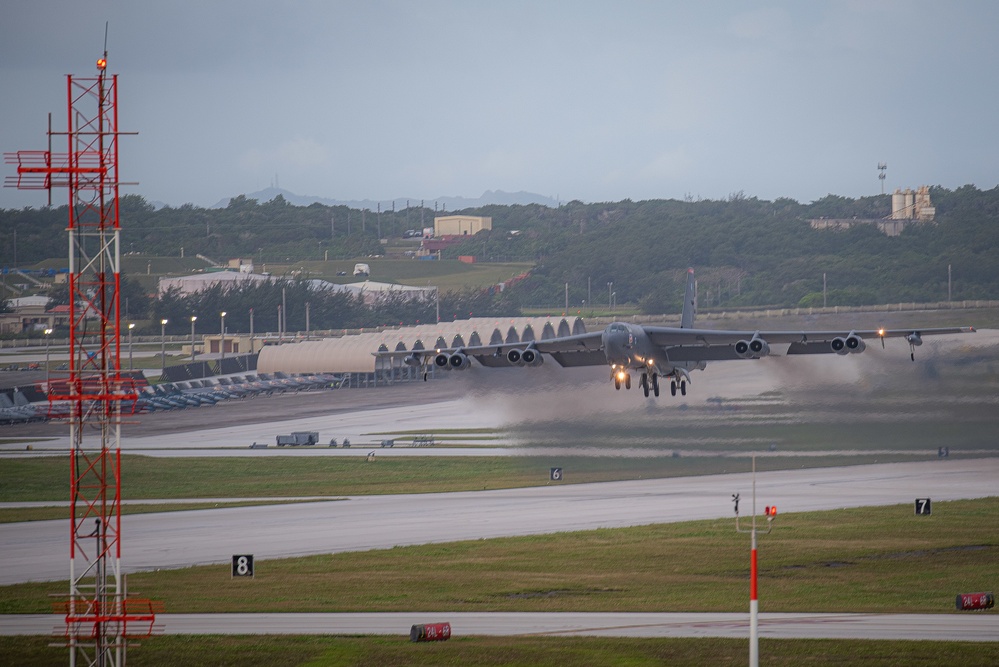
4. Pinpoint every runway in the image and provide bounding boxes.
[3,611,998,641]
[2,458,996,586]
